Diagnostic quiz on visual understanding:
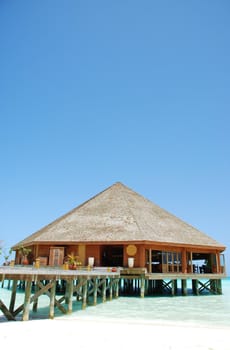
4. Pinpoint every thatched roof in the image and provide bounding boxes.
[13,182,225,250]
